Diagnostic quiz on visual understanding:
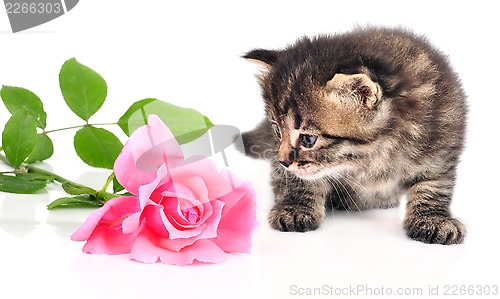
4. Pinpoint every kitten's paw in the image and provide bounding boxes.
[269,203,322,232]
[404,216,466,245]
